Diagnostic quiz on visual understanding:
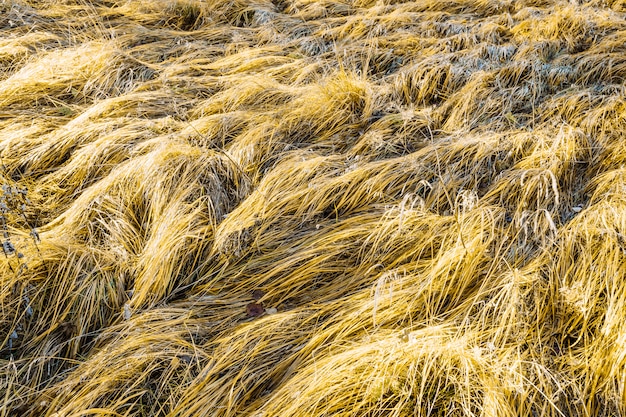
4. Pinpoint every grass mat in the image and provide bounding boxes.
[1,0,626,415]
